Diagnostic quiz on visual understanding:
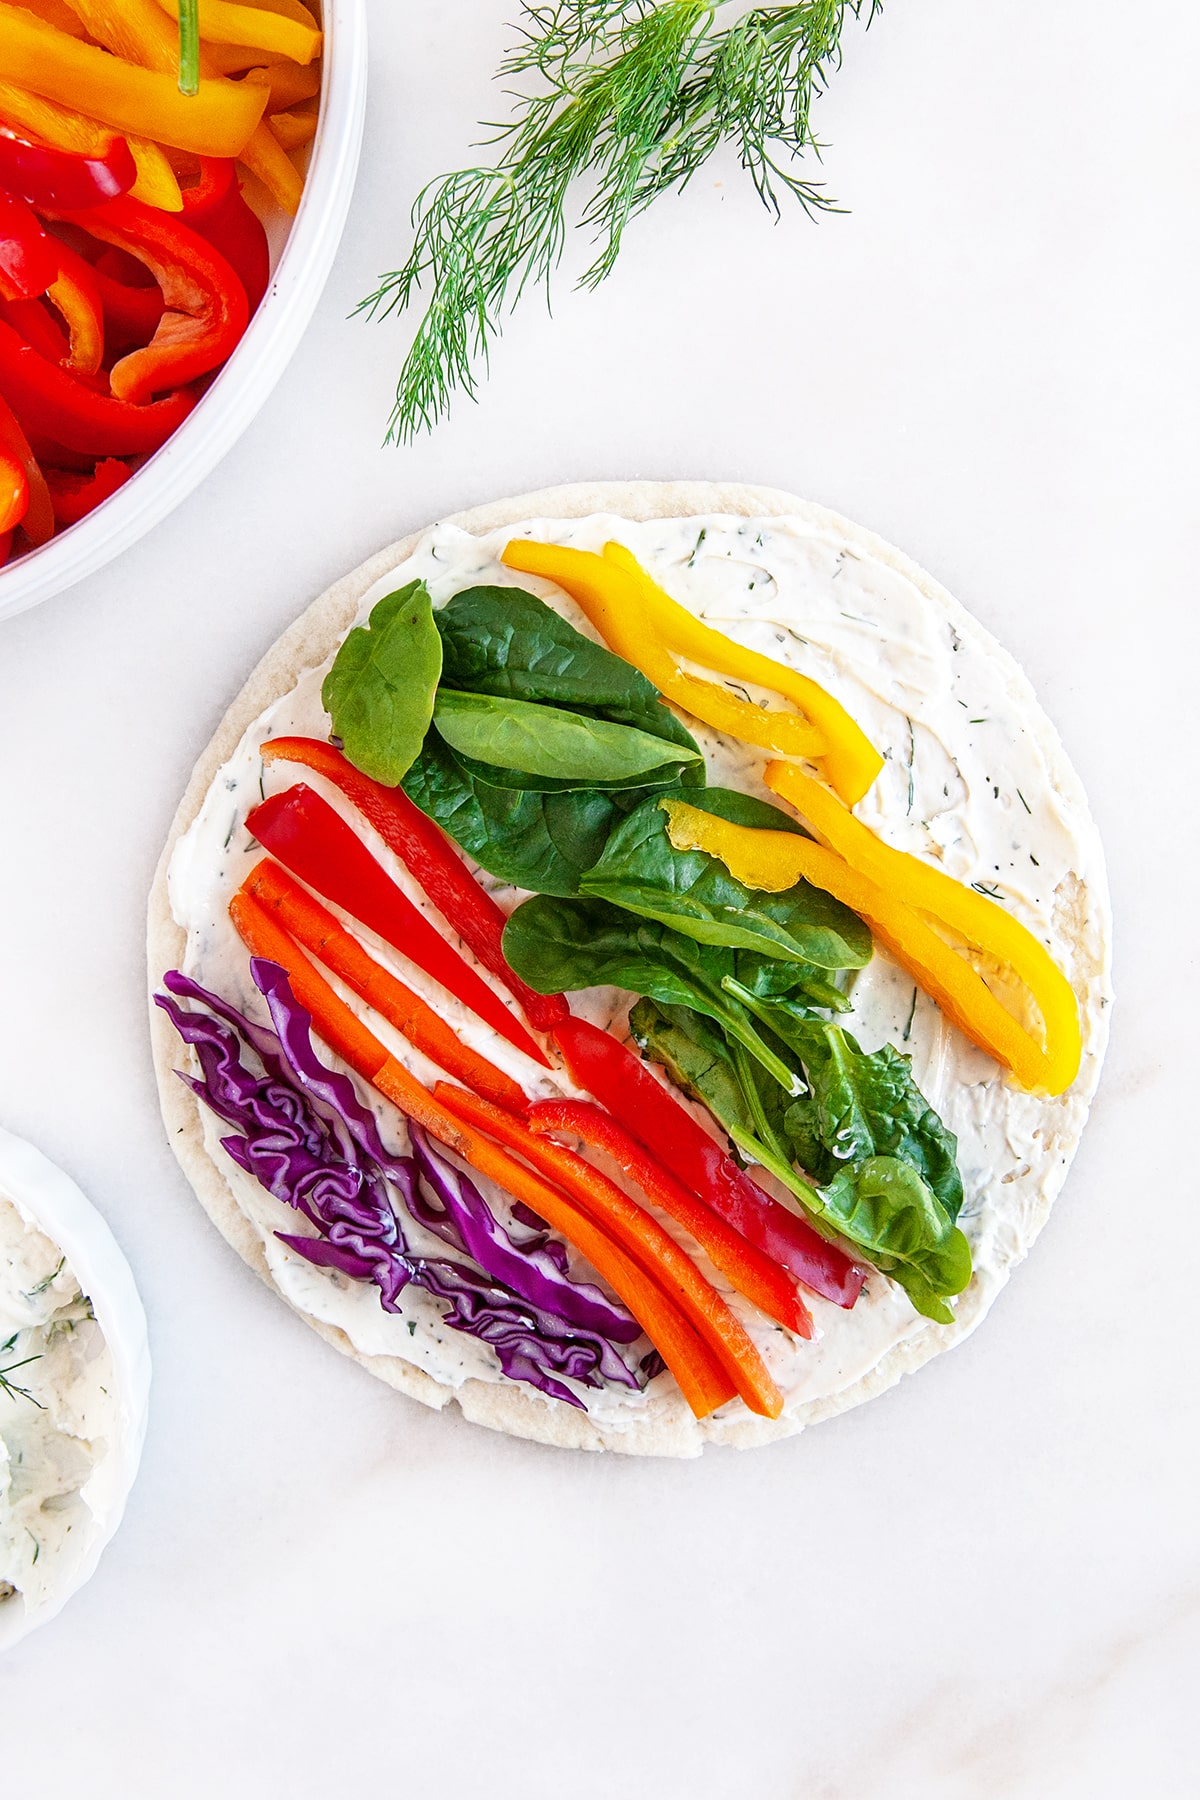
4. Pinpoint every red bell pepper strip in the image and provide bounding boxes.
[527,1098,814,1339]
[0,186,60,301]
[44,455,130,526]
[0,444,27,532]
[48,195,247,402]
[88,252,164,352]
[0,388,52,543]
[0,320,194,452]
[179,157,269,313]
[242,858,529,1116]
[227,888,735,1419]
[260,737,570,1036]
[0,128,135,209]
[0,527,11,566]
[553,1017,866,1309]
[1,294,67,362]
[433,1083,784,1419]
[245,784,551,1069]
